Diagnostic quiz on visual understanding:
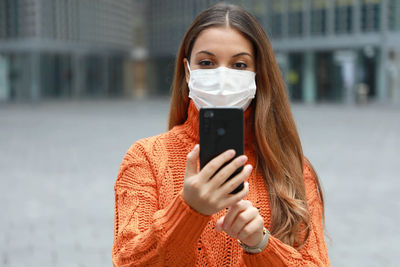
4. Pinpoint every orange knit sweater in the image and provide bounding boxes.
[112,101,330,266]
